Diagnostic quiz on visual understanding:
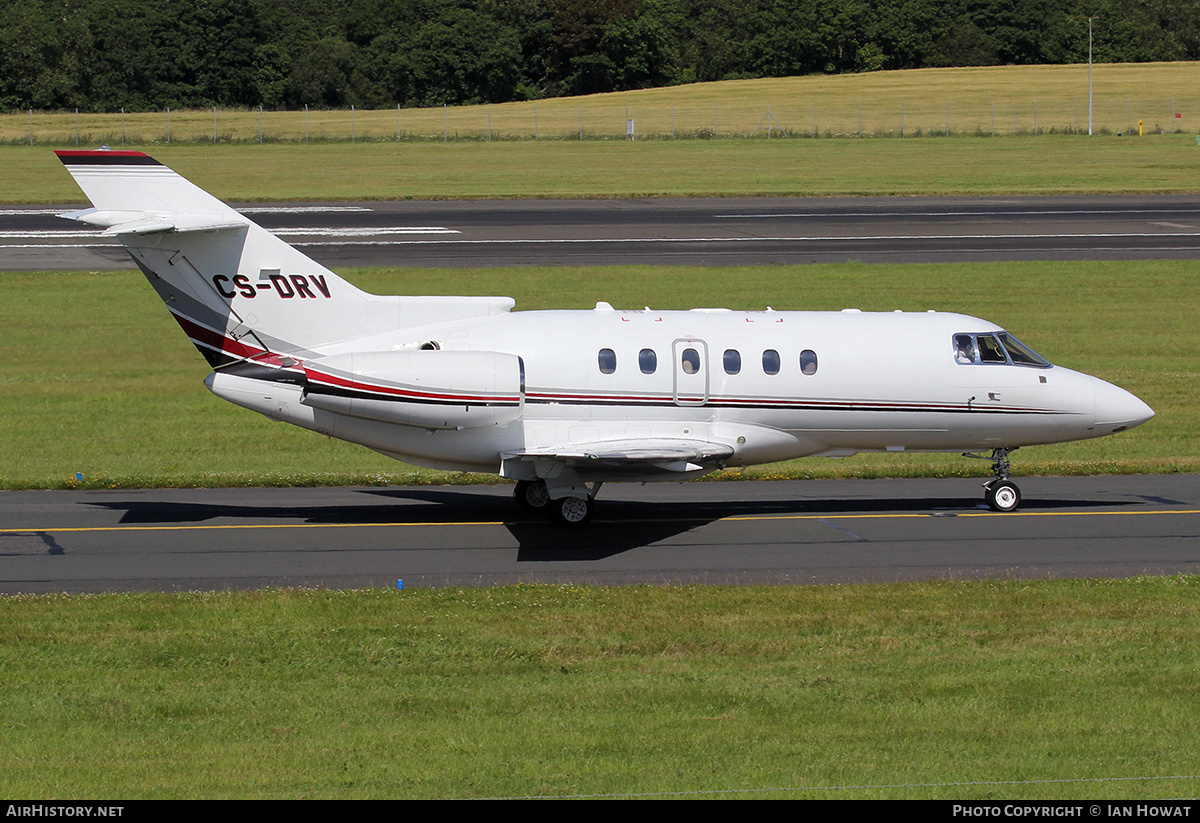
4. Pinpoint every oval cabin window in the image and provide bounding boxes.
[762,349,780,375]
[598,348,616,374]
[723,349,741,375]
[639,348,657,374]
[800,349,818,375]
